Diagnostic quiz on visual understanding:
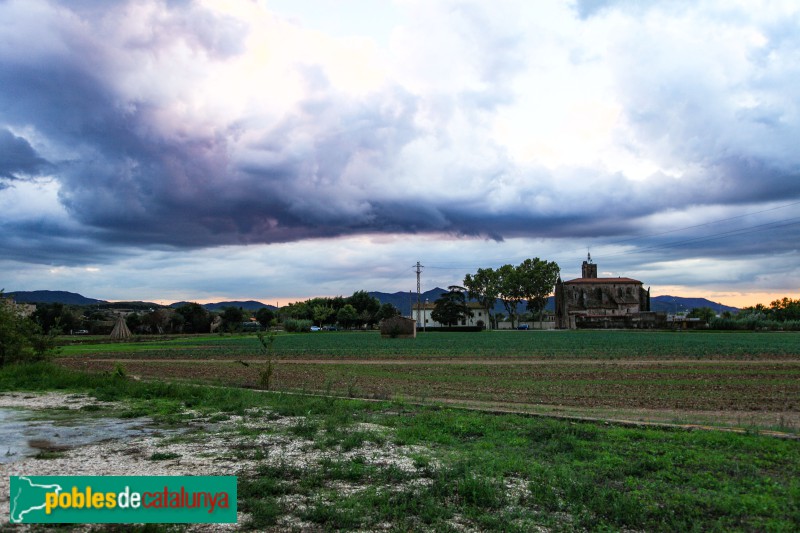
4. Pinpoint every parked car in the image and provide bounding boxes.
[310,326,321,332]
[517,324,529,330]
